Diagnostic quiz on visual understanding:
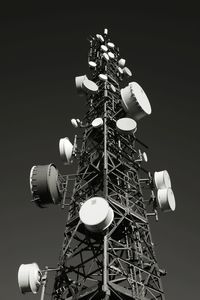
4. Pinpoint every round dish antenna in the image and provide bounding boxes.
[71,118,79,128]
[30,164,62,207]
[116,117,137,134]
[75,75,98,96]
[104,28,108,35]
[59,137,73,165]
[142,152,148,162]
[118,67,123,75]
[120,82,152,120]
[157,188,176,212]
[99,74,108,81]
[154,170,171,189]
[108,52,115,59]
[88,61,97,68]
[79,197,114,232]
[103,53,109,61]
[101,45,108,52]
[91,117,103,128]
[107,42,115,48]
[110,84,116,92]
[123,67,132,77]
[96,34,104,42]
[18,263,41,294]
[118,58,126,68]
